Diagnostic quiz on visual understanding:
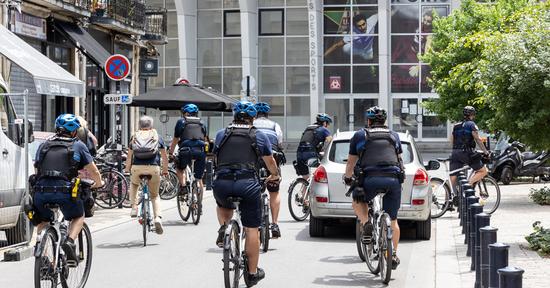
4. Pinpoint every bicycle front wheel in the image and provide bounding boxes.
[191,181,201,225]
[177,186,191,222]
[223,221,241,288]
[142,199,148,247]
[95,170,128,209]
[160,170,179,200]
[476,176,500,214]
[379,213,393,284]
[34,228,58,288]
[260,196,270,253]
[61,223,93,288]
[430,177,451,219]
[288,178,310,221]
